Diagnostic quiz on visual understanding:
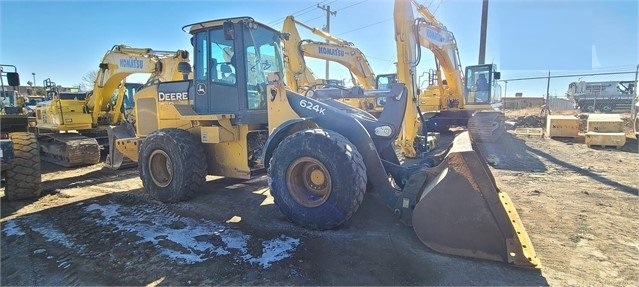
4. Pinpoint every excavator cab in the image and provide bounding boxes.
[464,64,501,108]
